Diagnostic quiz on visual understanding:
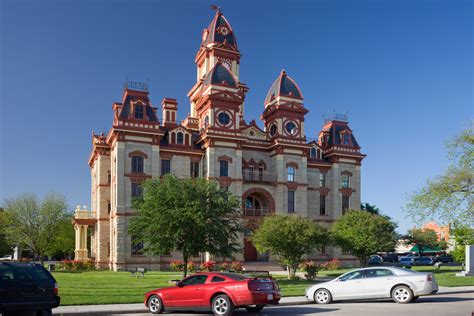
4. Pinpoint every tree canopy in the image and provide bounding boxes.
[3,192,70,263]
[360,202,381,215]
[128,175,242,277]
[251,215,329,279]
[331,210,397,266]
[405,125,474,225]
[403,228,441,256]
